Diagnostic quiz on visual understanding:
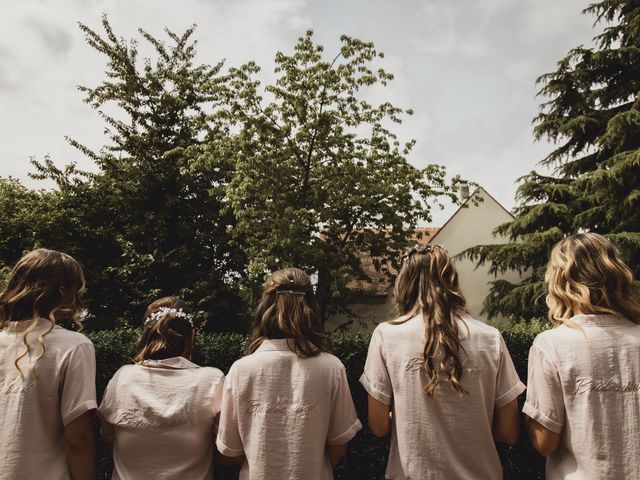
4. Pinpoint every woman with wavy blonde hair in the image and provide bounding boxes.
[98,296,225,480]
[524,233,640,479]
[360,244,525,479]
[0,248,97,480]
[216,268,361,480]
